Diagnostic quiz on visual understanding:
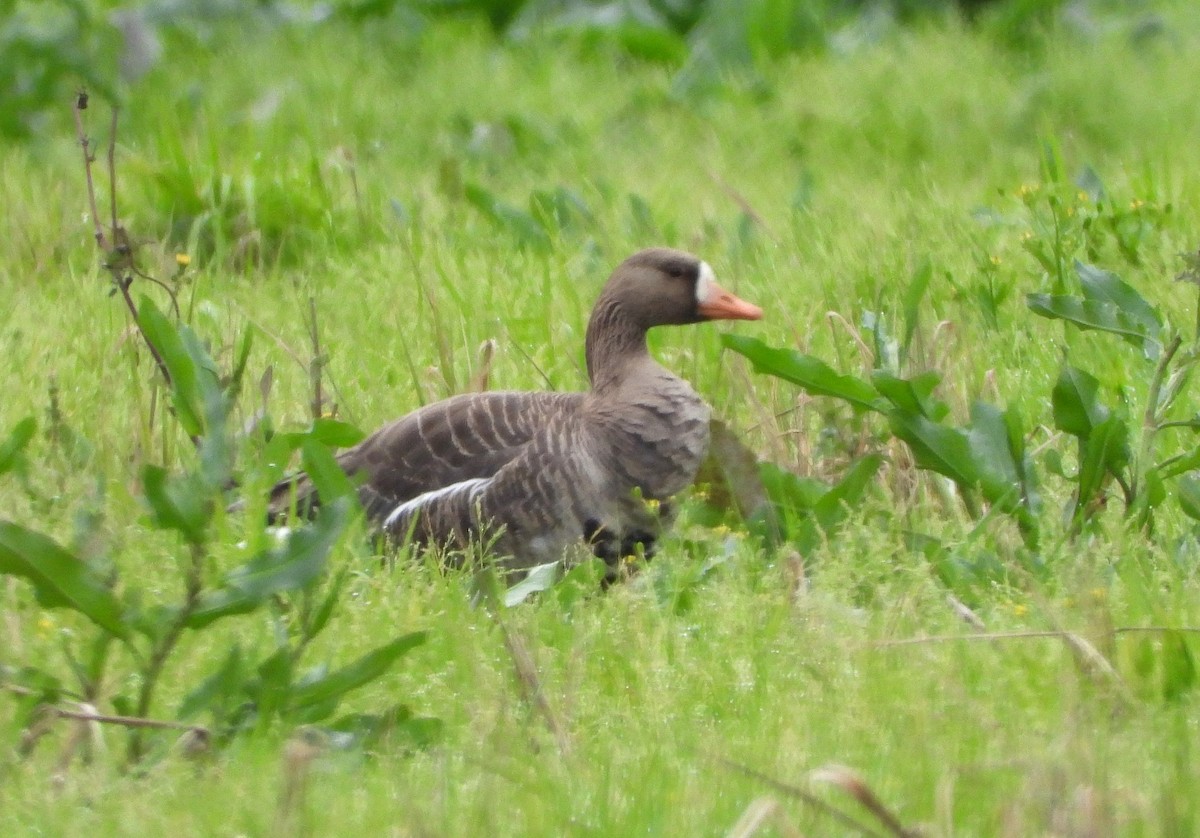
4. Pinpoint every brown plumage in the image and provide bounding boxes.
[269,248,762,569]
